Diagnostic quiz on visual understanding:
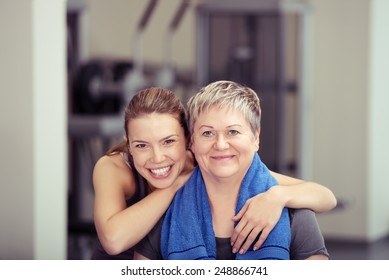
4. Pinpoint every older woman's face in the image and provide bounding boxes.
[190,105,259,182]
